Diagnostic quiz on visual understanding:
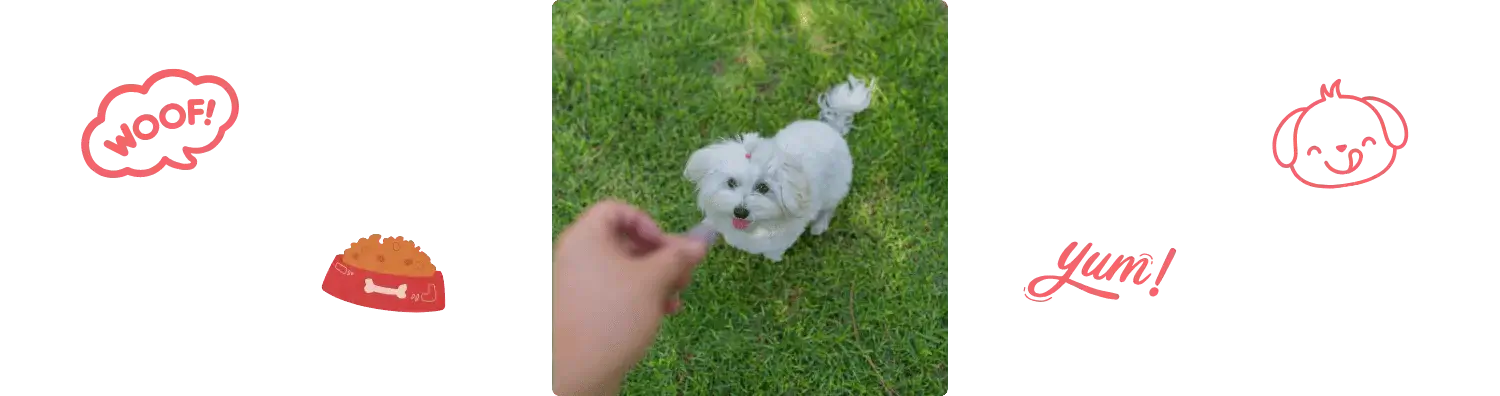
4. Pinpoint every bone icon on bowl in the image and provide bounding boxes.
[364,278,408,299]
